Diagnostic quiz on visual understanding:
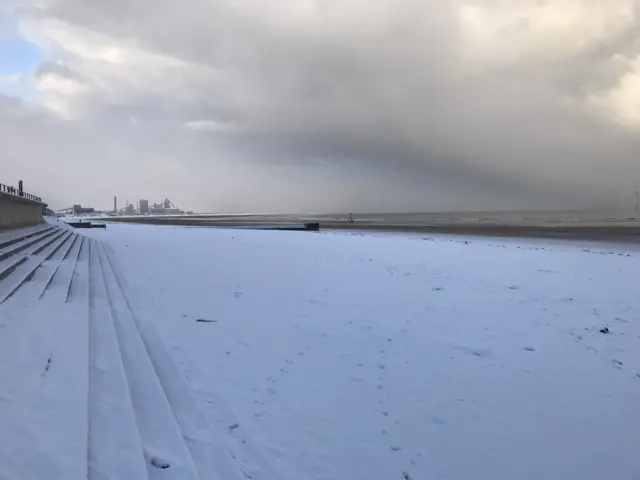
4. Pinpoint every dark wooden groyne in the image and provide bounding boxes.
[67,222,107,229]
